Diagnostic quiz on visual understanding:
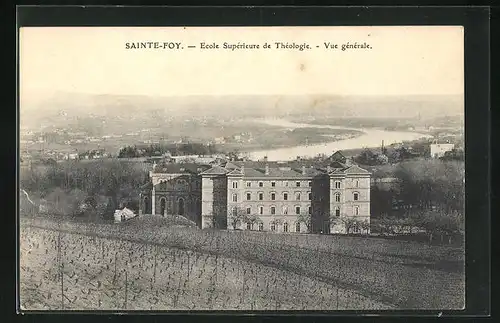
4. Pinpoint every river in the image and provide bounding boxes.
[247,119,432,161]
